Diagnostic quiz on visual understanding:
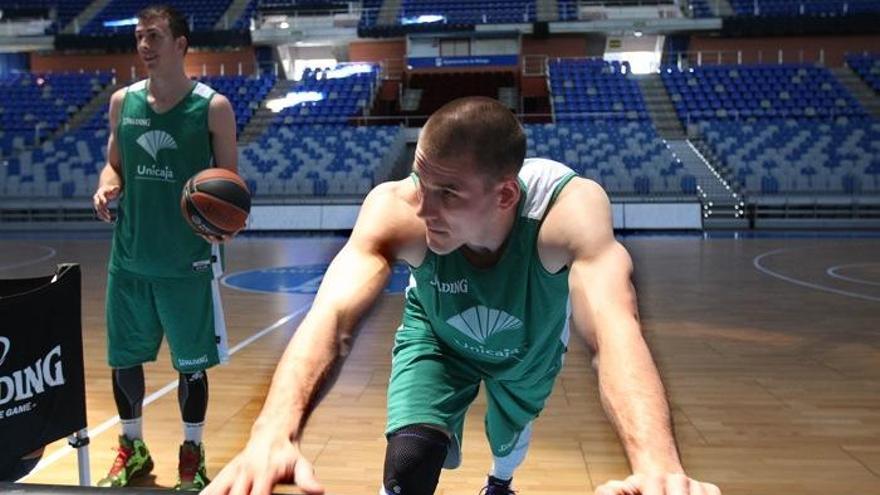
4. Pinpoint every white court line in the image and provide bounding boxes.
[0,245,56,271]
[826,263,880,287]
[753,249,880,303]
[22,304,312,479]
